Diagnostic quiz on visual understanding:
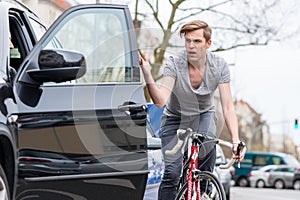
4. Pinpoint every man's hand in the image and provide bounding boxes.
[138,50,148,65]
[138,50,152,75]
[232,141,246,162]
